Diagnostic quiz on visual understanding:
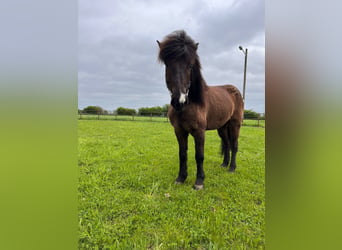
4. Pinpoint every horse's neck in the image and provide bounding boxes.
[189,69,206,104]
